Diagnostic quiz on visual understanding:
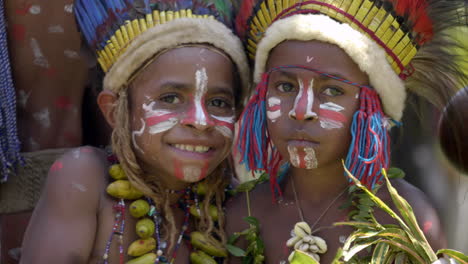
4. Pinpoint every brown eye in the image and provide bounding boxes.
[160,94,181,104]
[208,98,232,109]
[276,82,295,92]
[322,87,344,96]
